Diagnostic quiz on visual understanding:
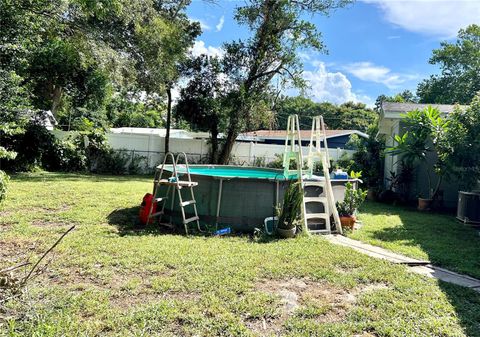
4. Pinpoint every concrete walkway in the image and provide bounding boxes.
[325,234,480,292]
